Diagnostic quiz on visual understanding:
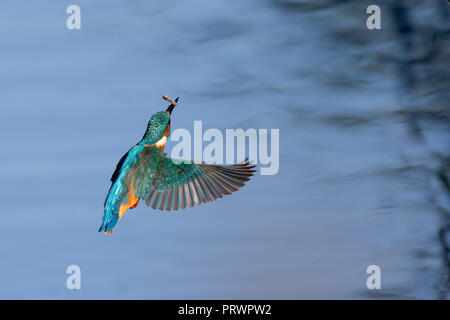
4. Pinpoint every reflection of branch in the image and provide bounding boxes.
[438,226,450,297]
[405,29,450,65]
[390,0,450,299]
[437,166,450,195]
